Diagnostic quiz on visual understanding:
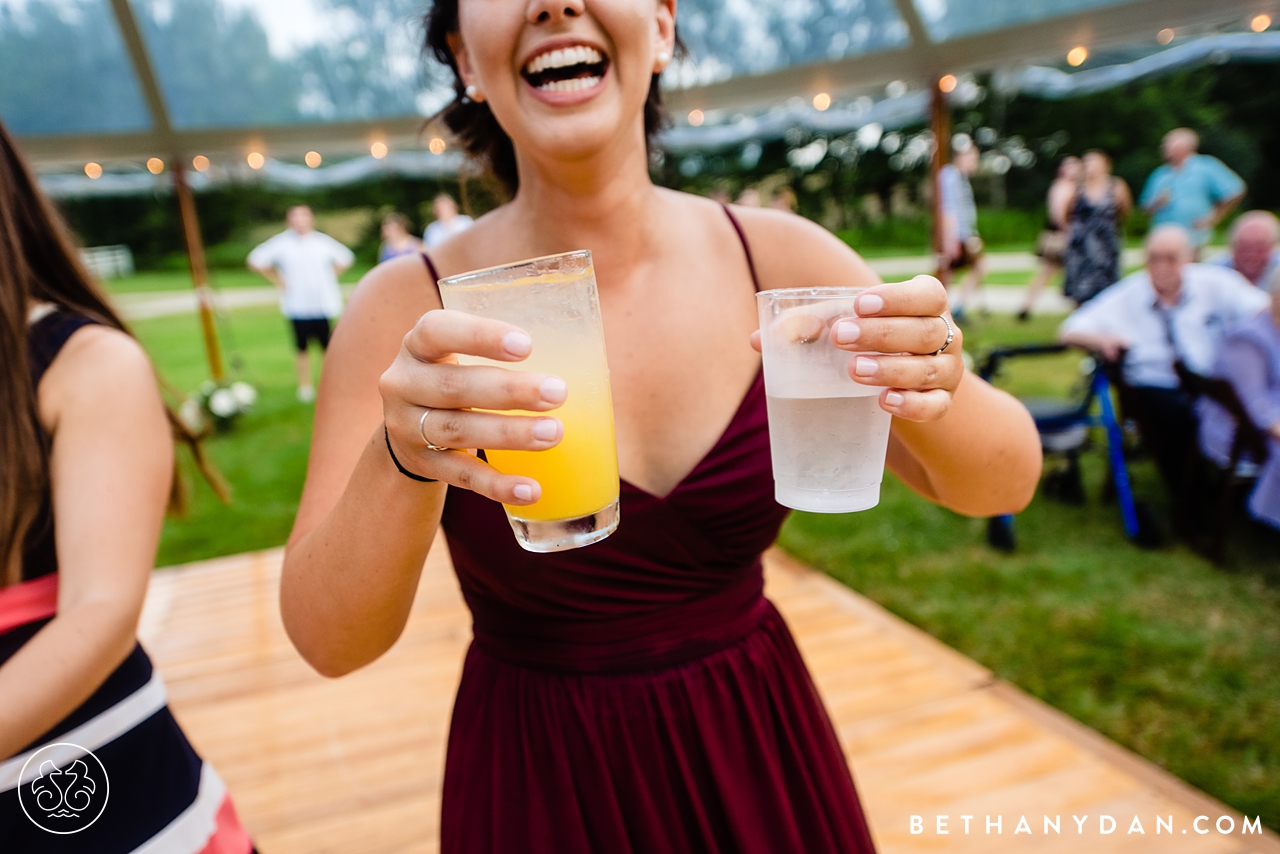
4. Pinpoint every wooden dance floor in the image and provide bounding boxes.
[139,541,1280,853]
